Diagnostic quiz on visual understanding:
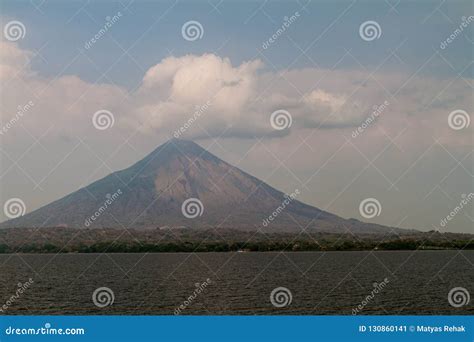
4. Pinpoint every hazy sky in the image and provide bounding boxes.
[0,0,472,233]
